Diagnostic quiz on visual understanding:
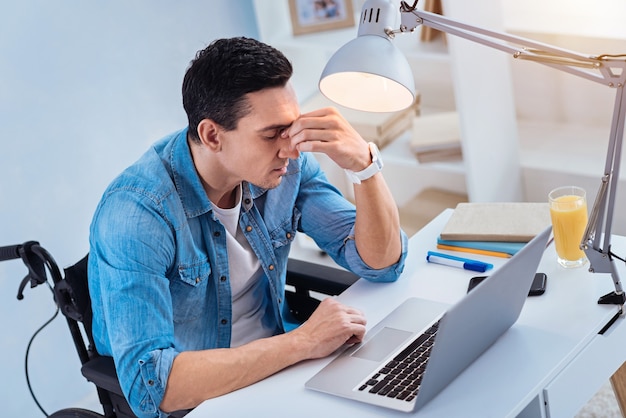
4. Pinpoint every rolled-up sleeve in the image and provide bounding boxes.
[129,348,179,418]
[342,224,408,282]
